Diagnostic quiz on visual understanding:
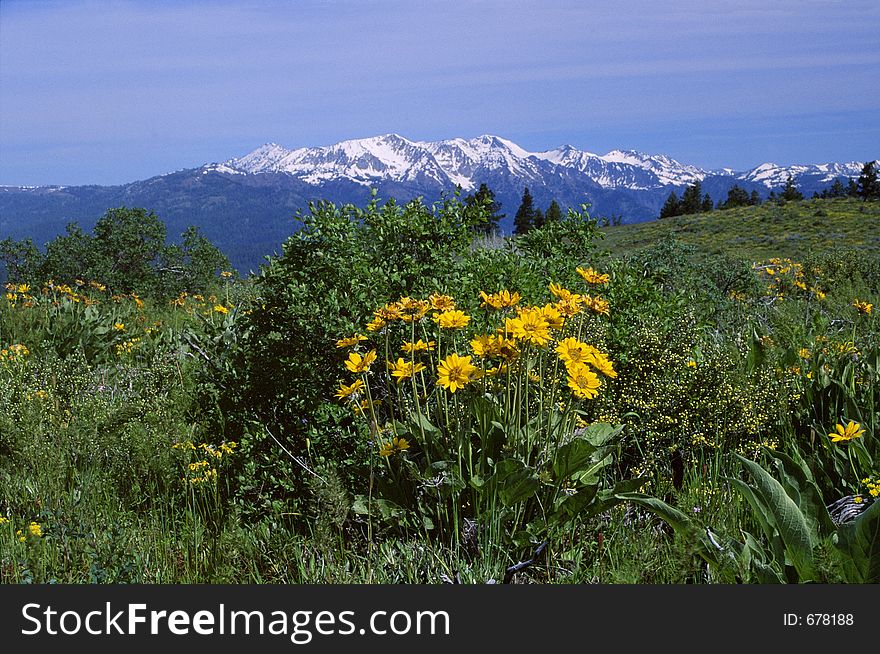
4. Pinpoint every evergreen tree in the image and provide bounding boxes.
[659,191,681,219]
[856,161,880,200]
[545,200,563,223]
[780,175,804,202]
[680,181,703,214]
[464,183,505,236]
[533,208,545,230]
[749,190,762,206]
[828,178,846,198]
[722,184,751,209]
[846,178,859,197]
[701,193,714,213]
[514,187,536,235]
